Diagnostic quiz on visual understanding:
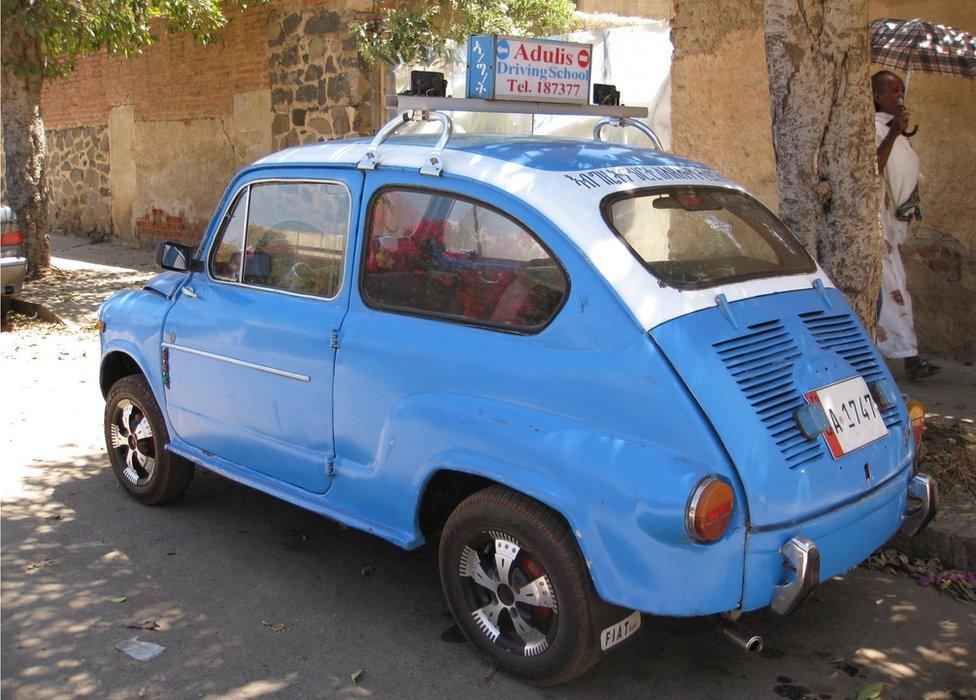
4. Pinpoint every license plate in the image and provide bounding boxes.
[805,376,888,458]
[600,610,641,651]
